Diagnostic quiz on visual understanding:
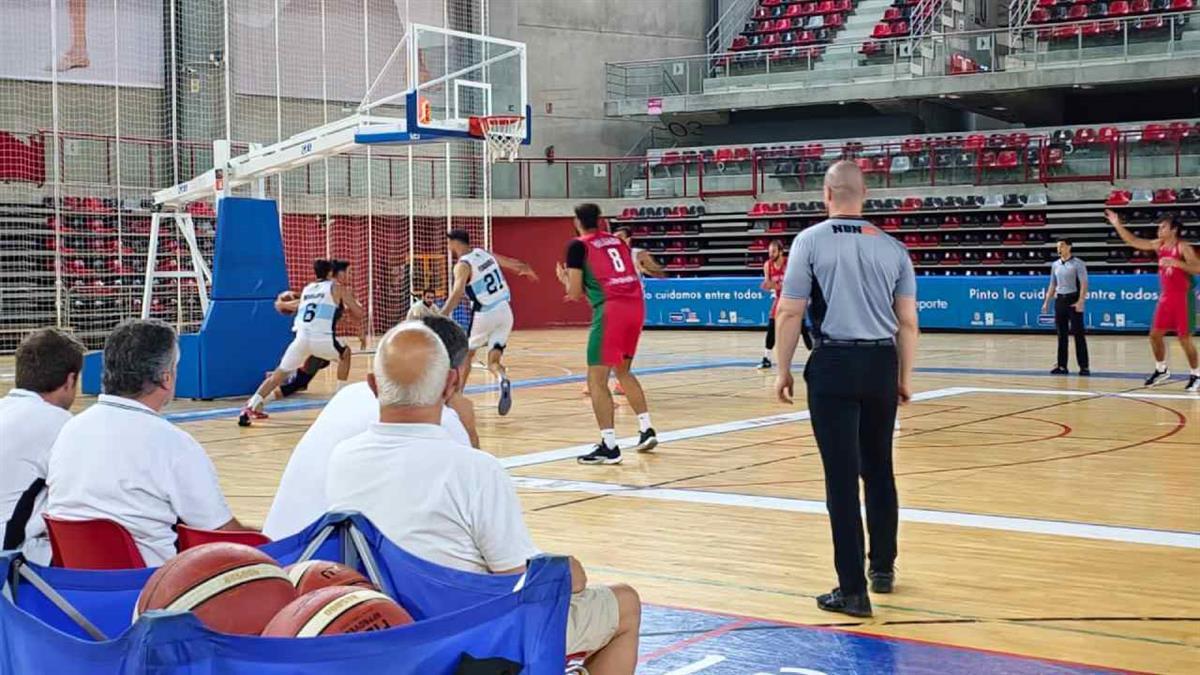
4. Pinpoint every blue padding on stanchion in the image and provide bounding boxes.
[82,198,294,399]
[211,198,289,301]
[193,298,292,398]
